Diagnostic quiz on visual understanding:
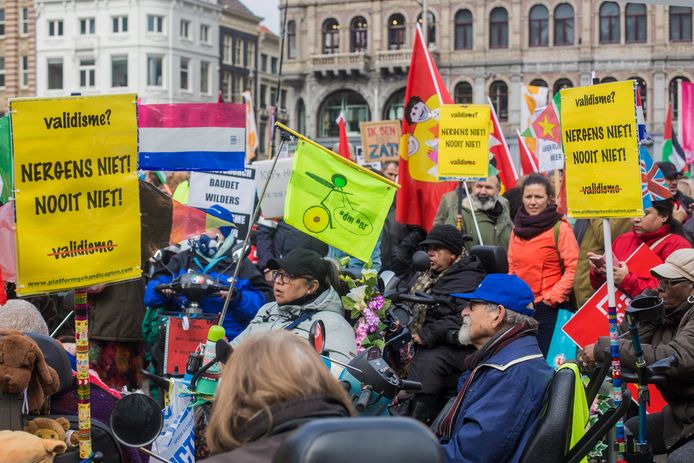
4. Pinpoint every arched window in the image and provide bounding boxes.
[318,90,370,137]
[454,82,473,104]
[600,76,618,83]
[670,6,692,42]
[630,77,647,120]
[626,3,647,43]
[417,11,436,45]
[529,79,548,88]
[554,3,574,46]
[669,76,691,120]
[388,14,406,50]
[454,9,473,50]
[599,2,620,44]
[350,17,367,52]
[489,7,509,49]
[287,20,297,59]
[553,78,573,95]
[383,88,406,120]
[529,5,549,47]
[489,80,508,122]
[296,98,306,134]
[322,18,340,54]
